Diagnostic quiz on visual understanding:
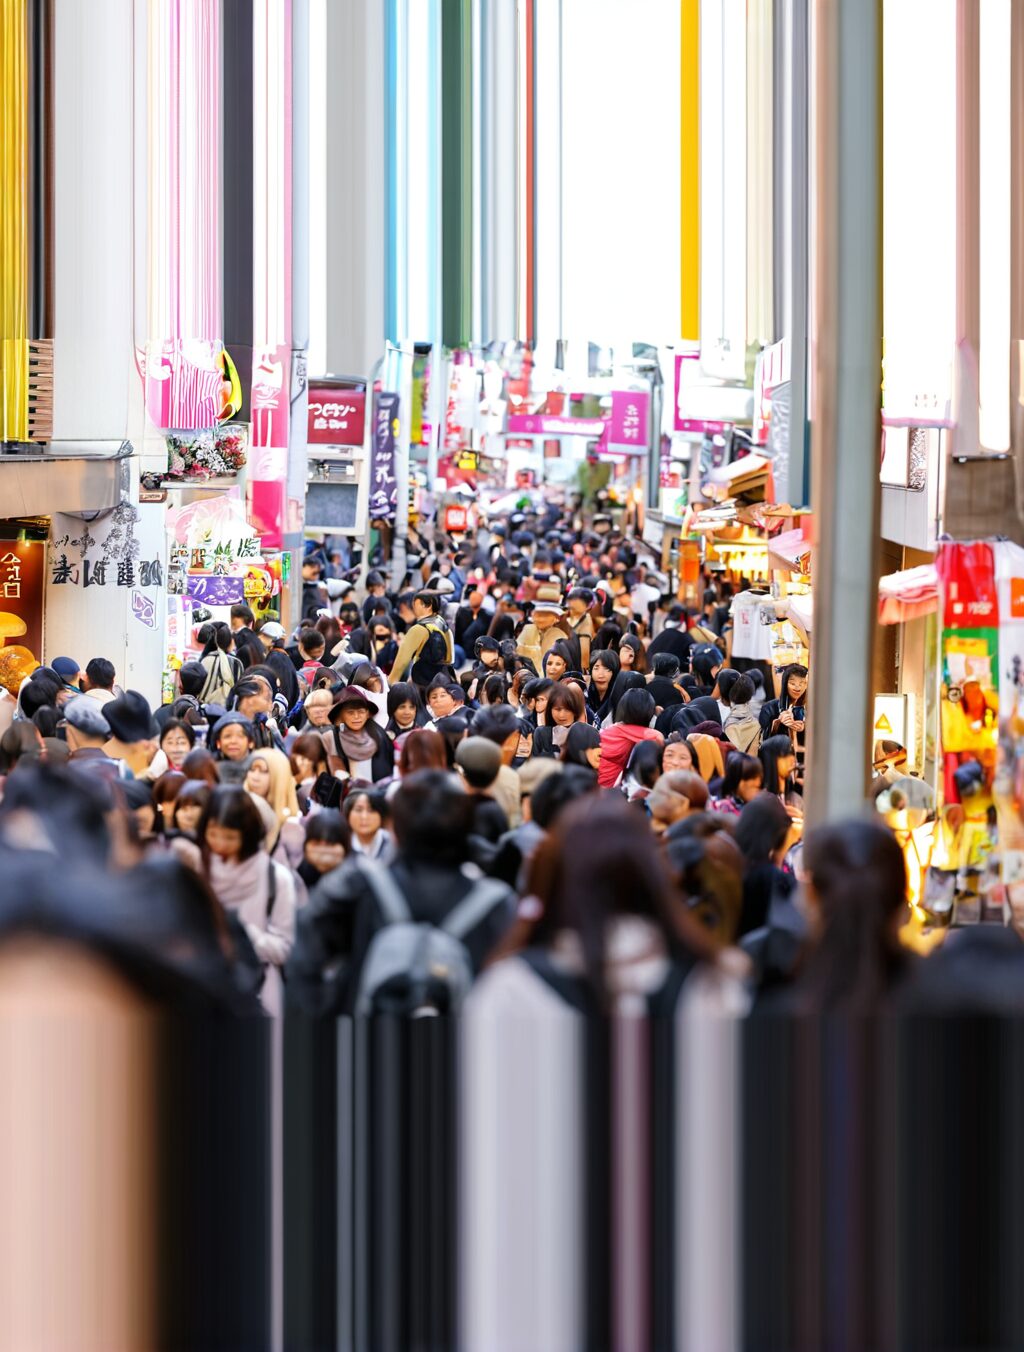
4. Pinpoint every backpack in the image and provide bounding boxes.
[410,618,455,686]
[353,858,510,1017]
